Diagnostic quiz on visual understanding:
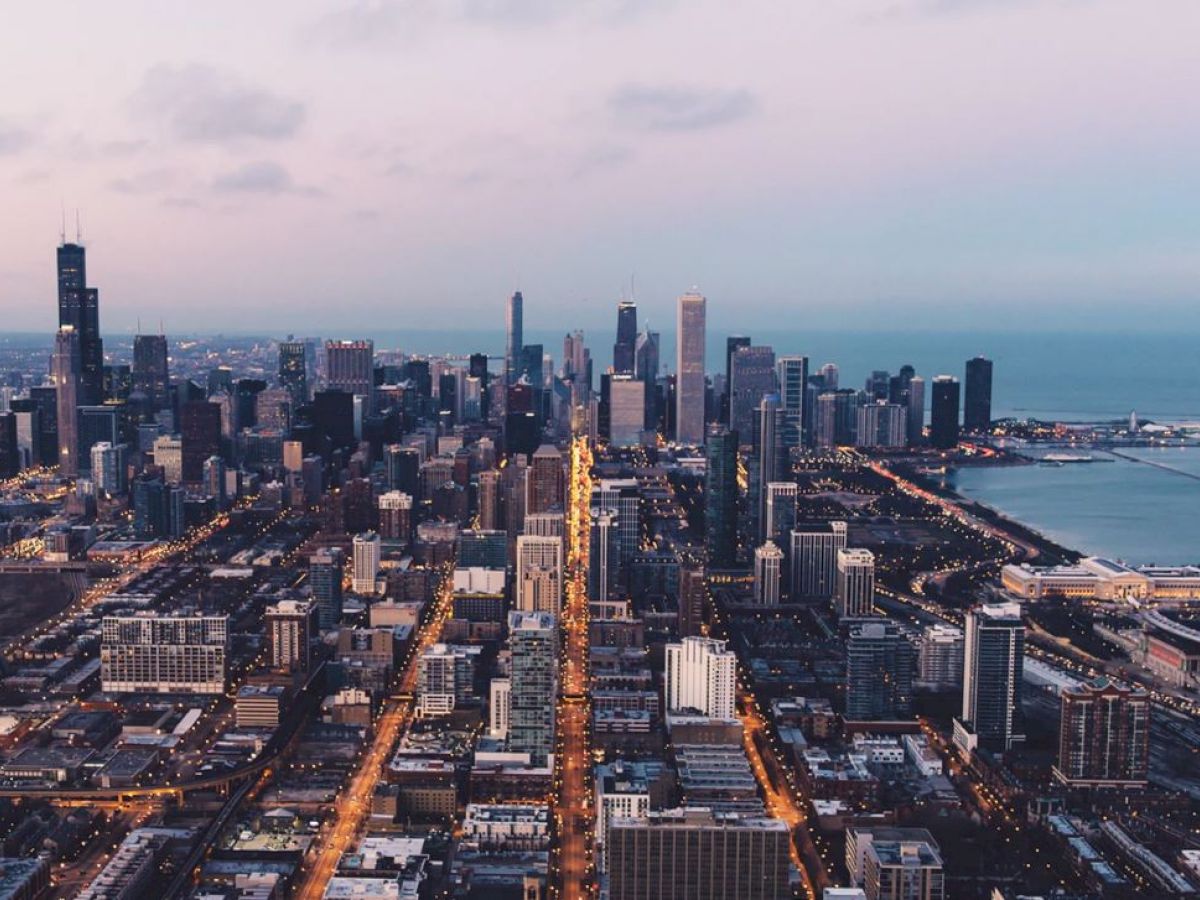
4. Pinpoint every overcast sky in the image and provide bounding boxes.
[2,0,1198,336]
